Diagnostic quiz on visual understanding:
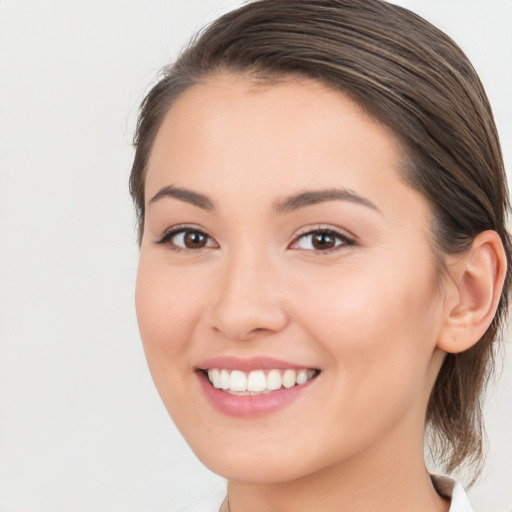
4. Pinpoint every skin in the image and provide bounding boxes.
[136,74,455,512]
